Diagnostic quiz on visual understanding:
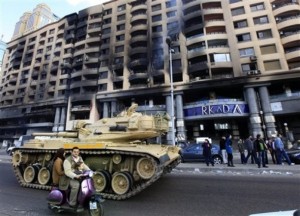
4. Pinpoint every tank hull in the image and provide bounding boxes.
[11,141,181,200]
